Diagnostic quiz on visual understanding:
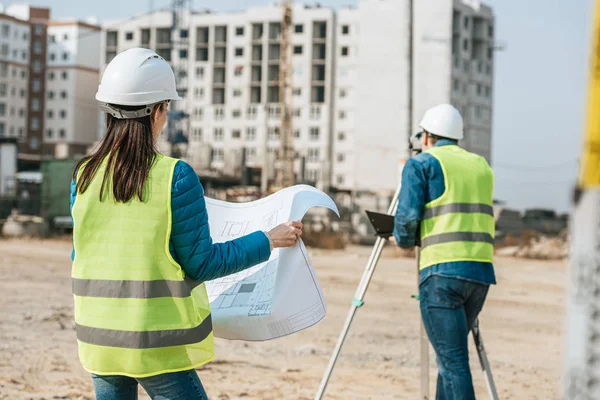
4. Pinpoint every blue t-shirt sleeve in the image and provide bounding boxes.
[170,161,271,282]
[393,157,427,248]
[70,177,77,261]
